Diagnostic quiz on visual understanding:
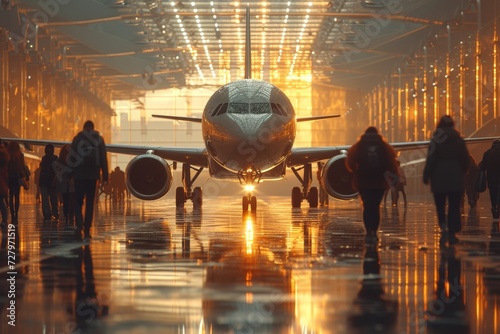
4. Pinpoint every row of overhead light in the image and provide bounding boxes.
[170,1,218,81]
[288,2,312,78]
[168,1,314,81]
